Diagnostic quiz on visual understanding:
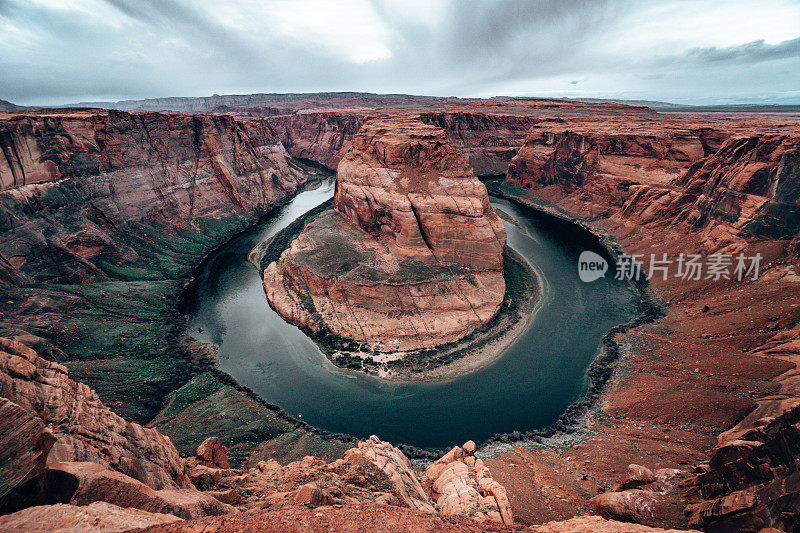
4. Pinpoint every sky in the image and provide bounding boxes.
[1,0,799,106]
